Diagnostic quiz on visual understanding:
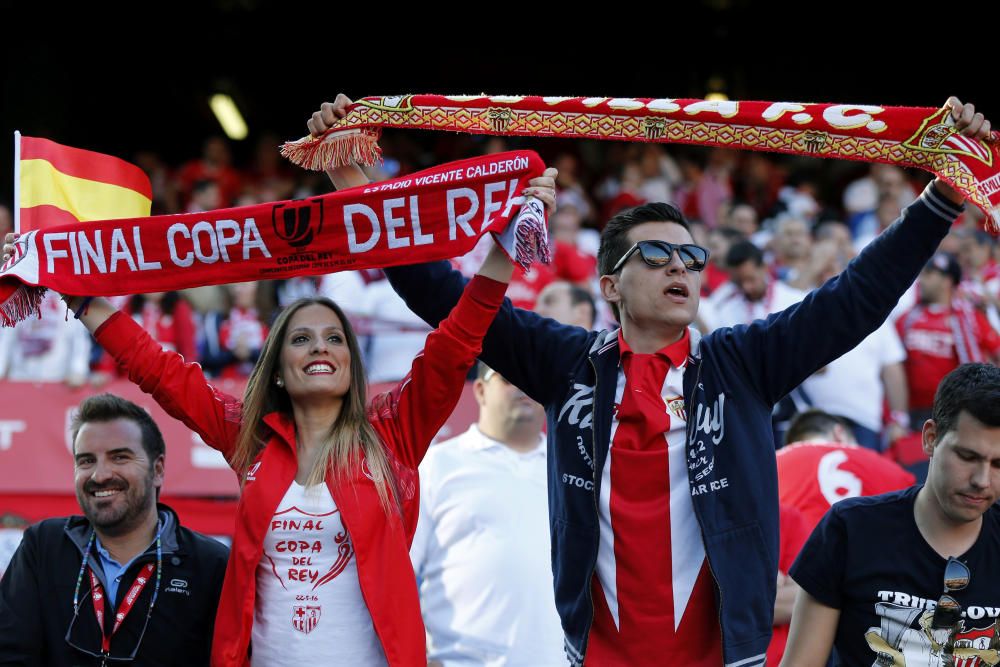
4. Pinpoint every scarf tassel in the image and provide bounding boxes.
[0,285,46,327]
[509,199,552,272]
[280,128,382,171]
